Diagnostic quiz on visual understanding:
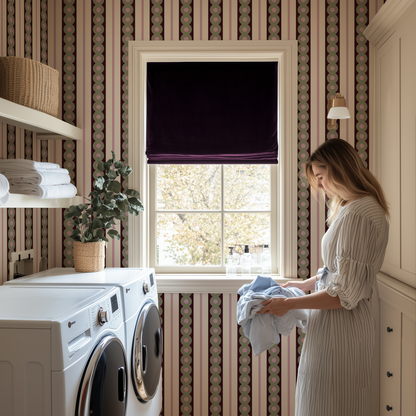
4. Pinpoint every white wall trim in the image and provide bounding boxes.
[128,40,298,278]
[364,0,415,47]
